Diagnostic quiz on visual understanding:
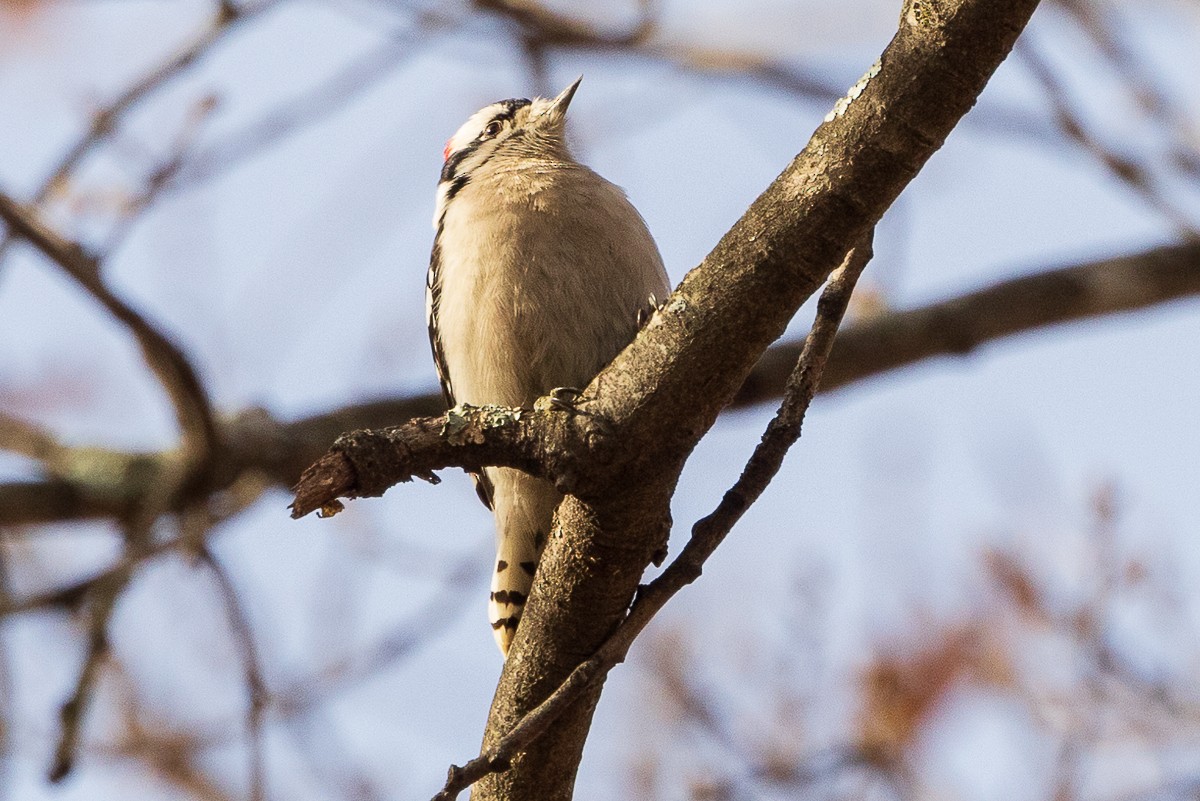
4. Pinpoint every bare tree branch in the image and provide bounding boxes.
[0,534,185,617]
[97,94,220,257]
[168,13,451,190]
[0,193,220,476]
[5,1,1197,798]
[0,397,449,528]
[0,1,275,265]
[473,0,657,48]
[0,412,71,465]
[270,552,484,717]
[48,536,138,782]
[1055,0,1200,181]
[744,239,1200,402]
[289,403,578,520]
[98,665,241,801]
[1017,39,1200,240]
[290,237,1200,522]
[461,1,1042,796]
[472,0,1059,146]
[199,548,268,801]
[431,235,872,801]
